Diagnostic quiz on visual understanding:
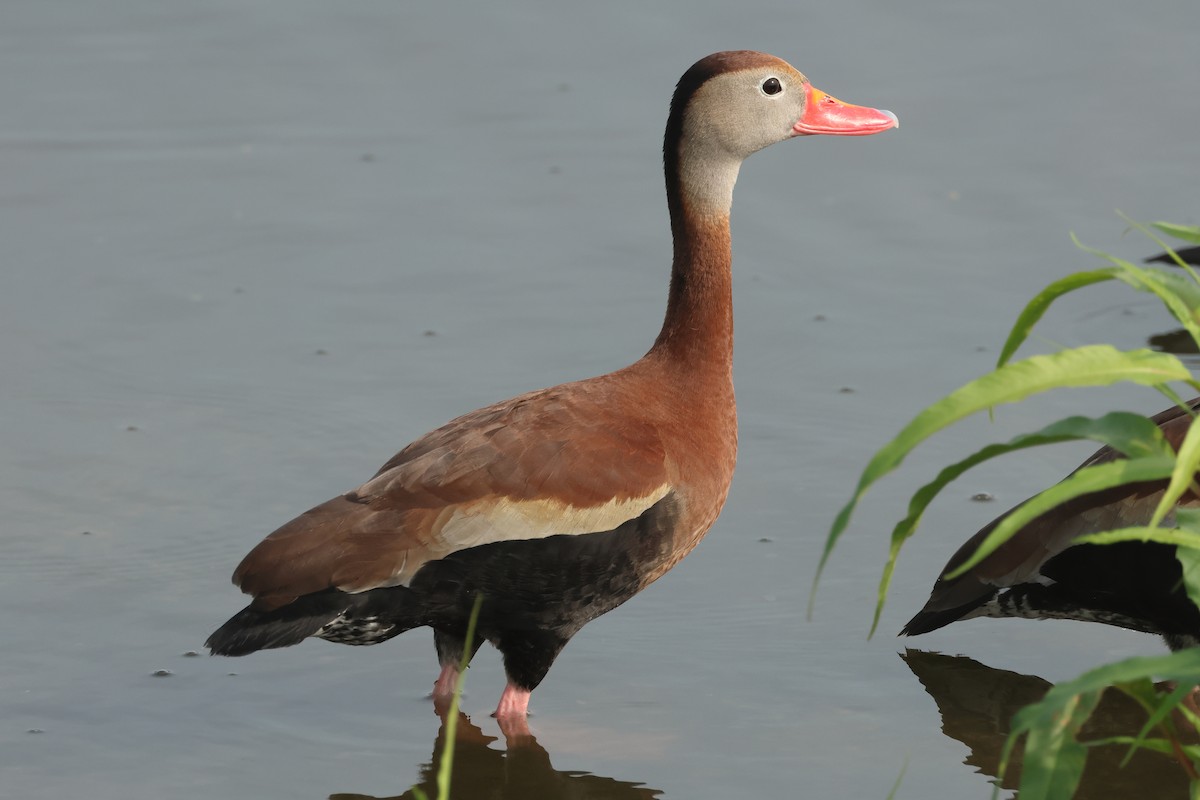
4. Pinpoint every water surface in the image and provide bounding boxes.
[2,1,1197,797]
